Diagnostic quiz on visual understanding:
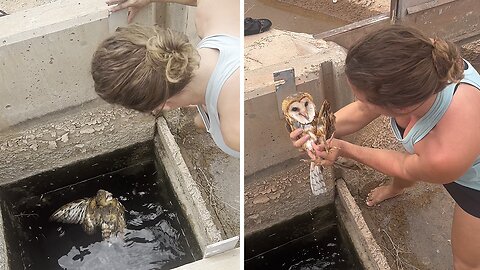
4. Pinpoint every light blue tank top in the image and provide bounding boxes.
[196,35,240,158]
[390,59,480,190]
